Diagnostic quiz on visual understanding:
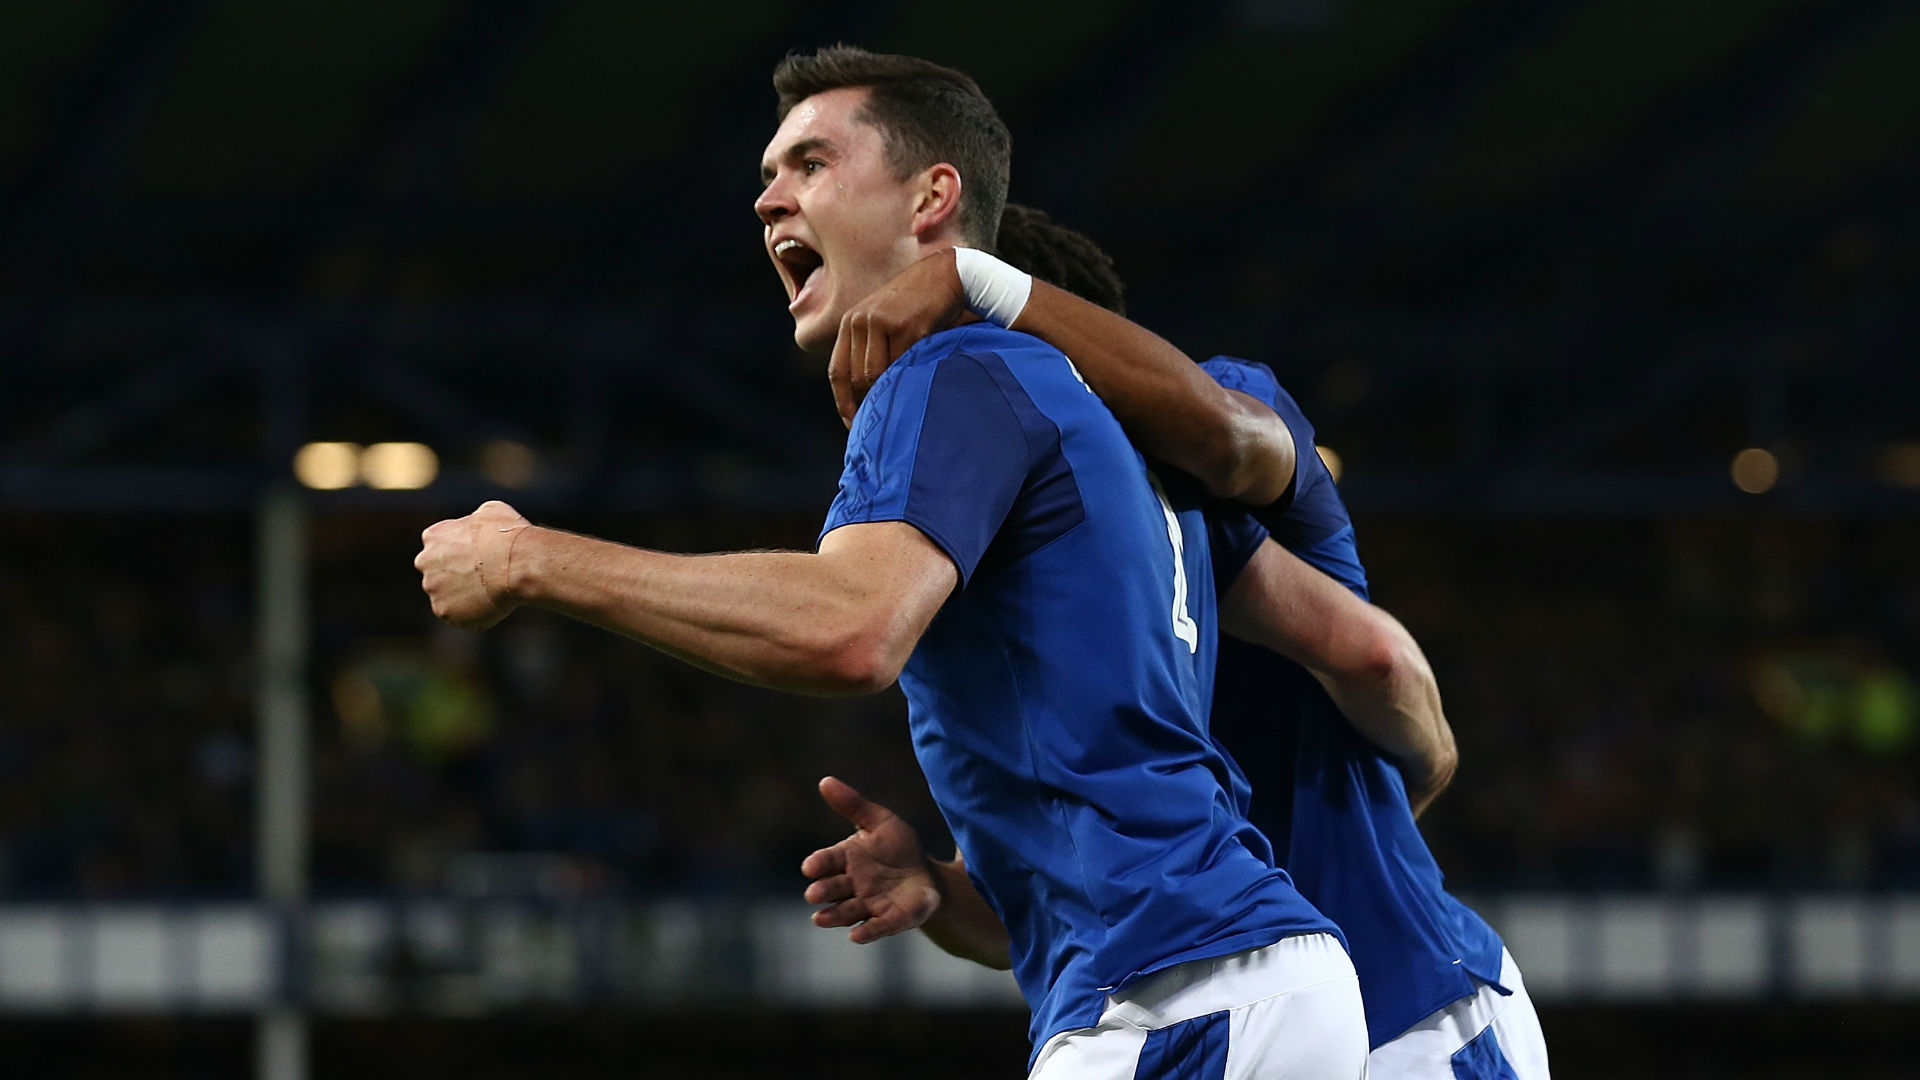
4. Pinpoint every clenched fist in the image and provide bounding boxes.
[415,500,533,630]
